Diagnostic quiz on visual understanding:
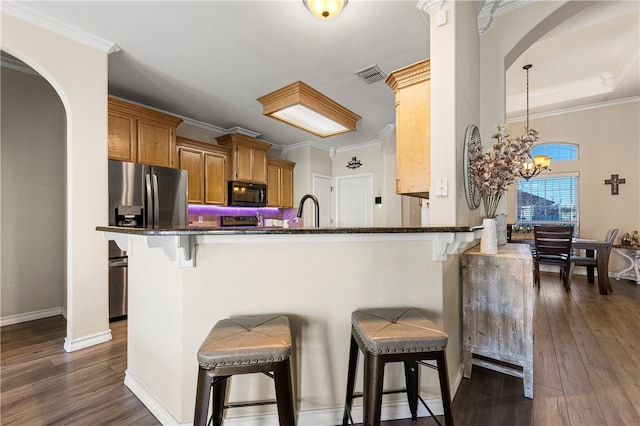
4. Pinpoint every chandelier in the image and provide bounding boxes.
[519,64,551,180]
